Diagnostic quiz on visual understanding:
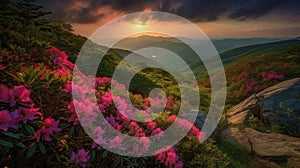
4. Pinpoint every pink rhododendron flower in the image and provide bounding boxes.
[191,125,204,139]
[109,136,122,149]
[48,47,60,55]
[154,146,181,167]
[106,116,117,125]
[168,115,177,122]
[54,67,71,79]
[67,101,79,125]
[98,92,113,112]
[91,142,102,151]
[71,98,98,127]
[151,128,163,138]
[0,64,5,70]
[52,50,69,67]
[66,61,75,69]
[0,85,10,103]
[113,96,127,114]
[94,126,104,137]
[140,136,150,150]
[44,118,61,132]
[260,71,267,77]
[116,112,130,125]
[179,119,193,127]
[63,81,72,93]
[115,83,126,91]
[71,149,90,168]
[95,77,111,86]
[10,85,32,107]
[243,81,258,96]
[129,121,139,129]
[101,92,113,105]
[0,110,17,131]
[143,98,150,109]
[49,47,74,69]
[266,71,284,80]
[14,106,42,124]
[156,152,166,163]
[175,161,183,168]
[34,118,61,142]
[133,127,146,137]
[149,95,166,109]
[133,136,151,155]
[165,99,174,109]
[147,121,156,131]
[165,151,178,166]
